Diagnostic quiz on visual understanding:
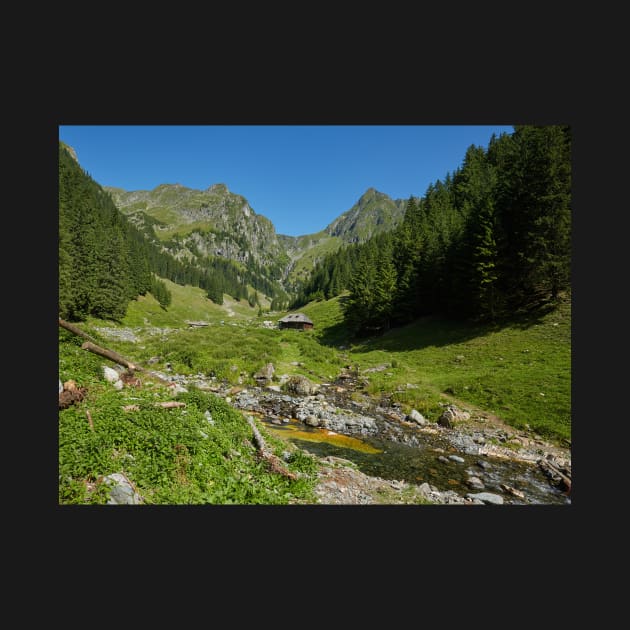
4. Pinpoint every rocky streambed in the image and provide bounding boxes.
[144,365,571,505]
